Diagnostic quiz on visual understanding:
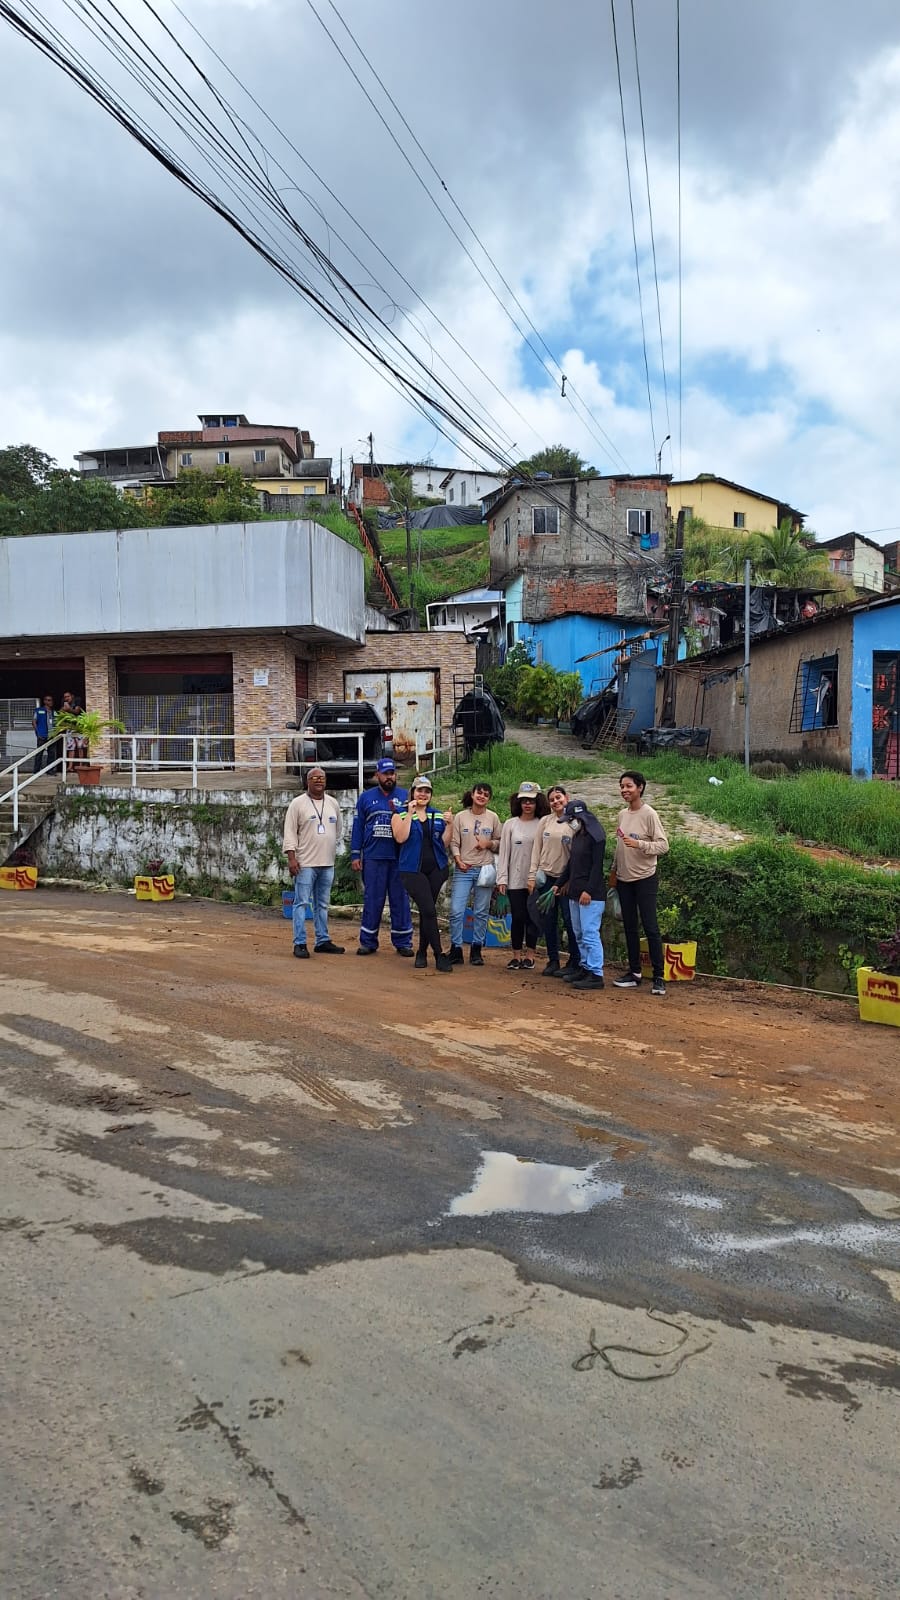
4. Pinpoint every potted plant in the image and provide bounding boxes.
[135,856,175,902]
[54,710,125,786]
[857,928,900,1028]
[639,900,698,982]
